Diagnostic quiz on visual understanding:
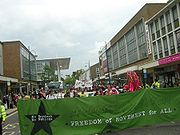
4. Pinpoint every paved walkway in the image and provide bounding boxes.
[6,108,17,115]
